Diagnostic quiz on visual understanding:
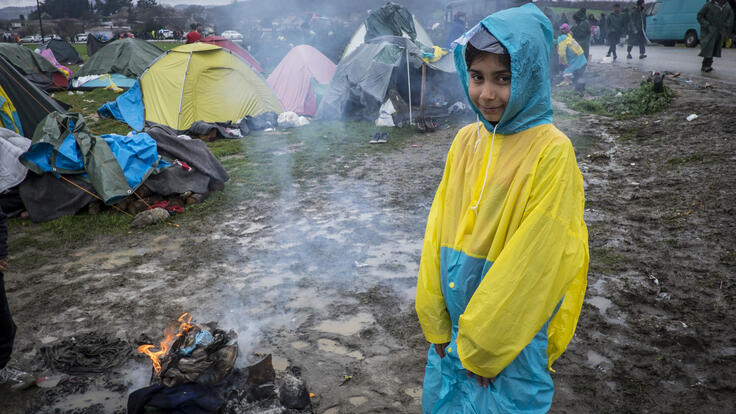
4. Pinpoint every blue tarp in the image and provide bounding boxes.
[98,80,145,131]
[21,113,168,204]
[80,73,137,90]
